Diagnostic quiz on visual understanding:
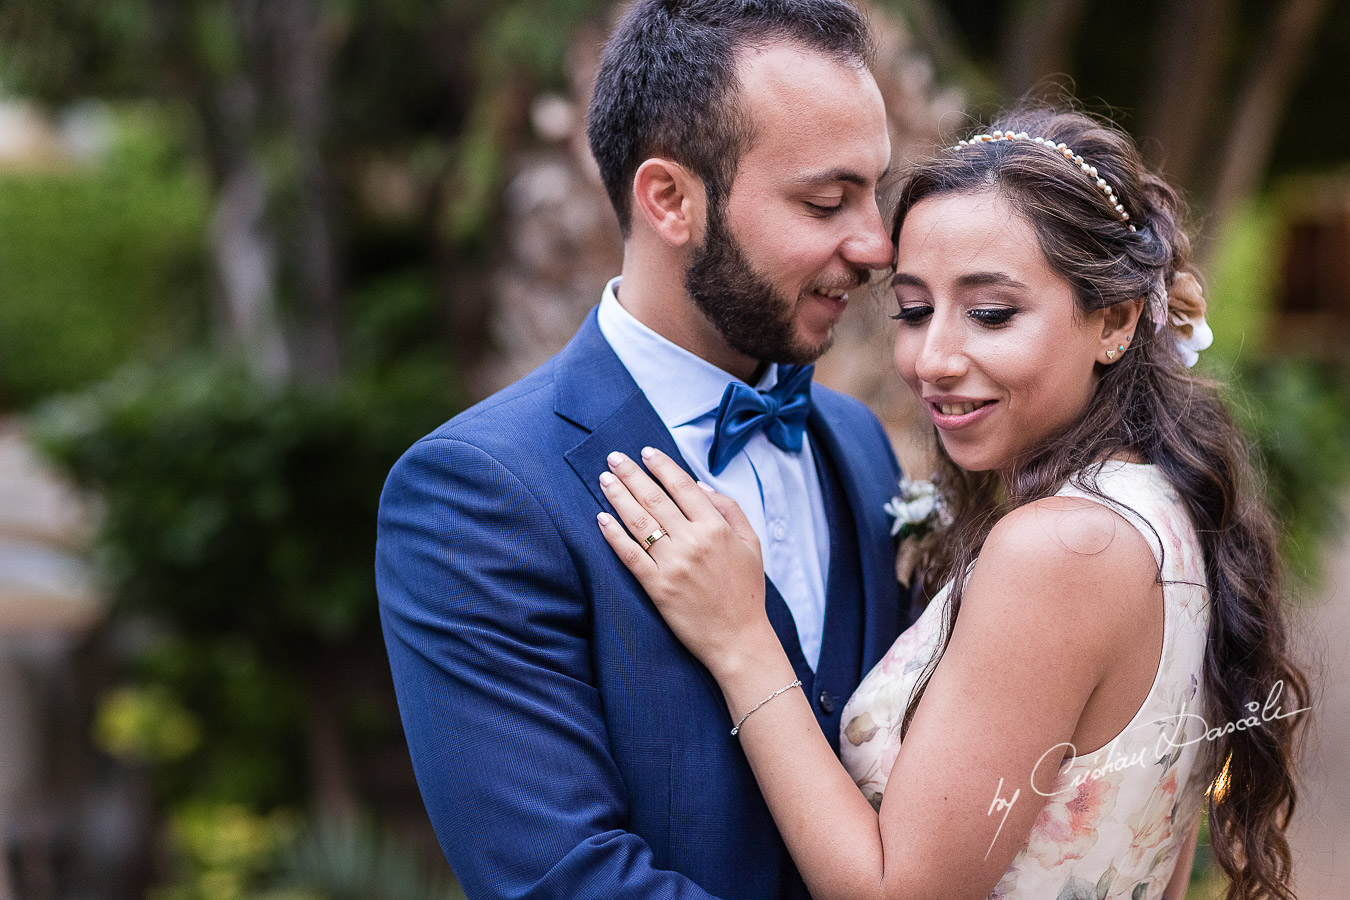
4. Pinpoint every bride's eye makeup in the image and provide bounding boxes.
[889,303,932,322]
[968,306,1018,326]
